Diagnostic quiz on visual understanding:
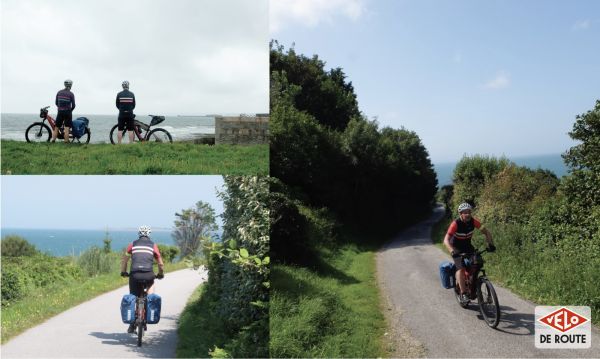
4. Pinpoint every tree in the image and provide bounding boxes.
[102,227,112,253]
[172,201,218,258]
